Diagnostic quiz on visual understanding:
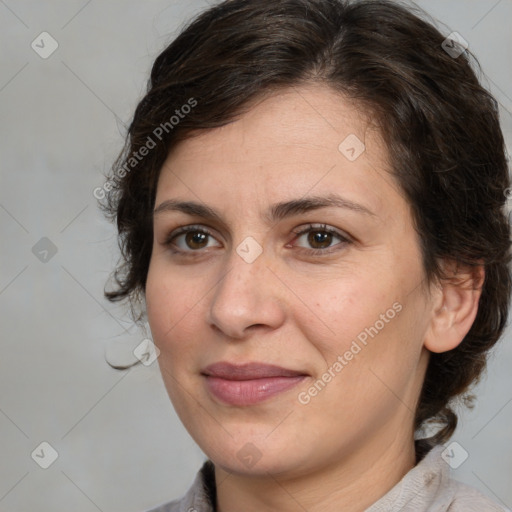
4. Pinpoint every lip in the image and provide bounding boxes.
[201,362,308,406]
